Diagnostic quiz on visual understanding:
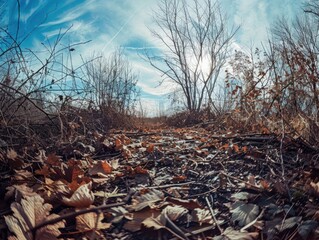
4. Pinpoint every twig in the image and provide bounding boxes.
[163,210,189,240]
[145,181,195,189]
[221,171,262,191]
[240,208,265,232]
[169,225,215,240]
[279,113,292,201]
[205,195,223,234]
